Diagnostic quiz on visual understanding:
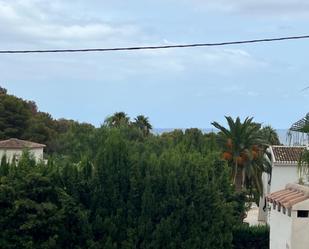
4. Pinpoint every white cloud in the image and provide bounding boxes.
[118,46,267,77]
[0,0,140,47]
[190,48,268,74]
[0,2,19,21]
[187,0,309,17]
[21,23,138,41]
[0,0,269,79]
